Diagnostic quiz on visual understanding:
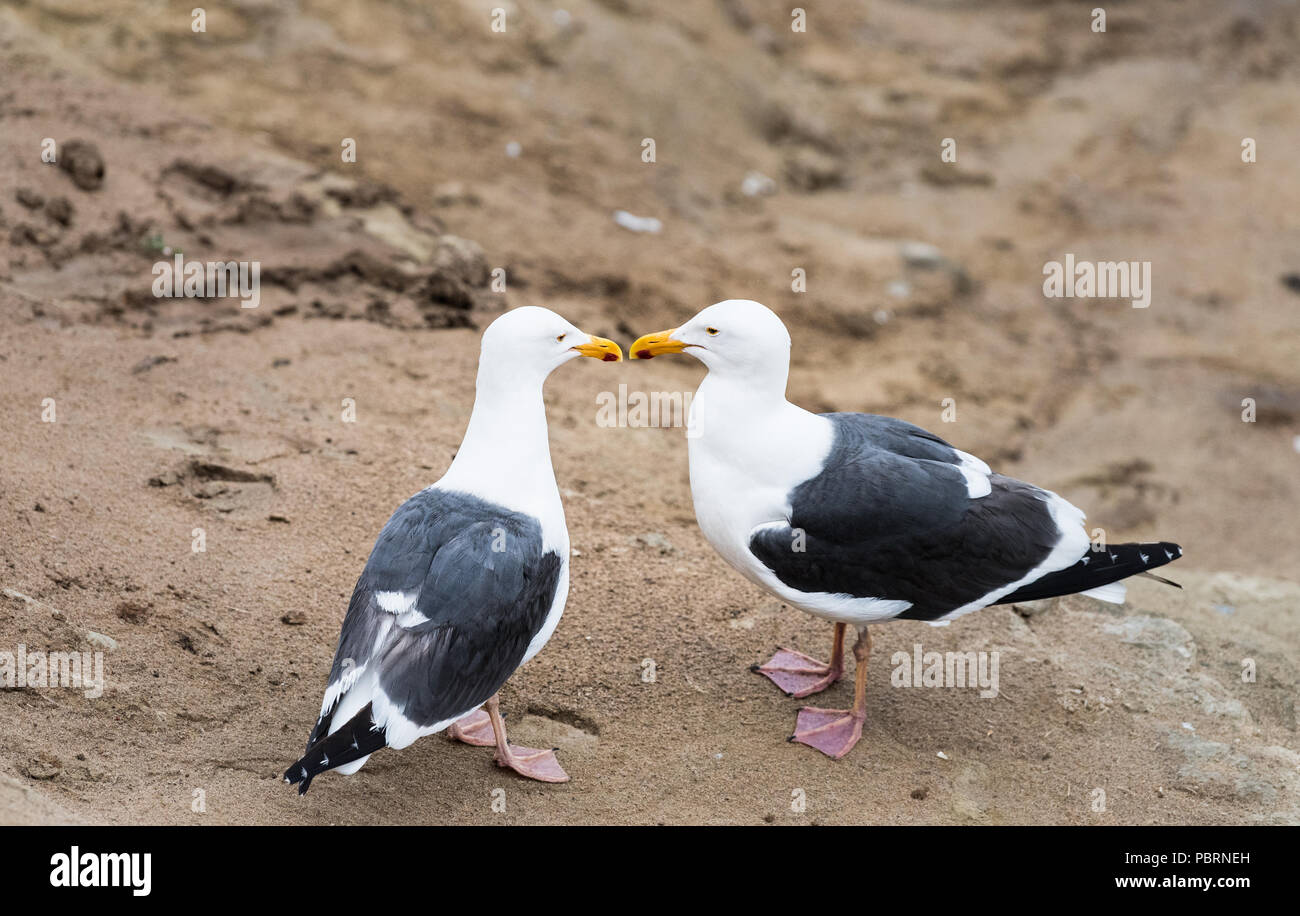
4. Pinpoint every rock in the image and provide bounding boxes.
[920,163,995,187]
[326,248,417,292]
[15,187,44,209]
[44,196,73,226]
[115,601,150,624]
[58,139,105,191]
[632,532,674,554]
[10,223,56,247]
[131,355,175,375]
[281,610,308,625]
[324,180,399,209]
[432,235,489,287]
[416,273,475,312]
[1166,731,1279,806]
[22,756,62,781]
[83,631,118,651]
[163,158,253,196]
[412,236,492,322]
[900,241,946,268]
[784,147,844,192]
[193,480,230,499]
[613,210,663,234]
[432,182,481,207]
[1101,615,1194,660]
[740,171,777,197]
